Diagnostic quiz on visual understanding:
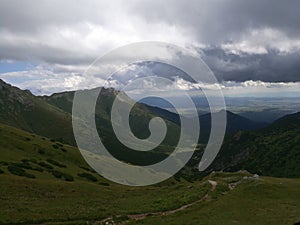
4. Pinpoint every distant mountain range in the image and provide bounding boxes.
[0,79,299,178]
[140,95,300,123]
[141,104,268,143]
